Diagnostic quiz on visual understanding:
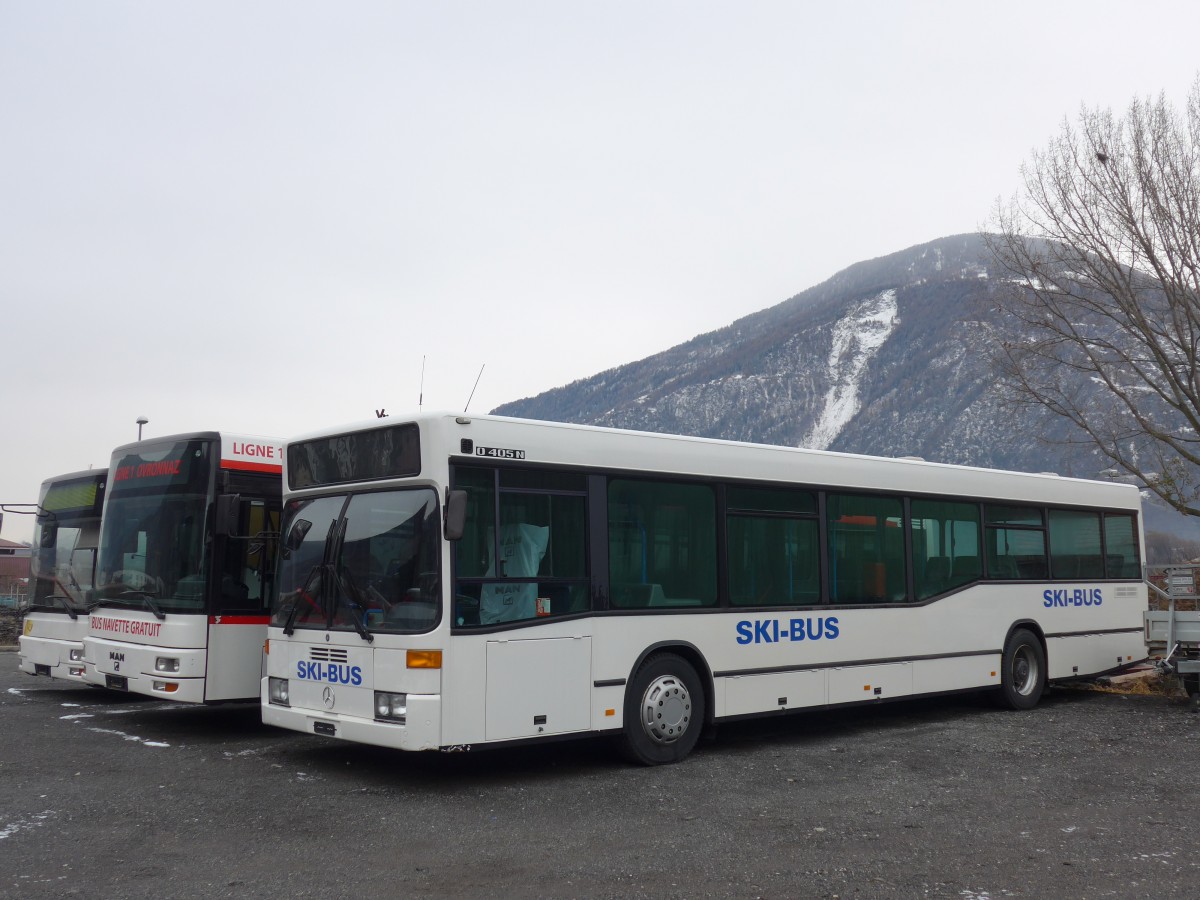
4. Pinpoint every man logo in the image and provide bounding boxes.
[322,686,335,709]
